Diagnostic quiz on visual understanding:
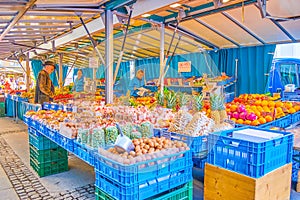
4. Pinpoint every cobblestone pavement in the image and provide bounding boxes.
[0,133,95,200]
